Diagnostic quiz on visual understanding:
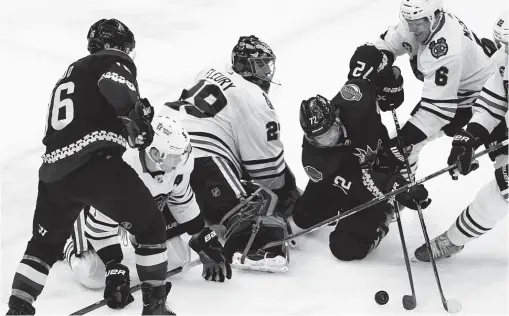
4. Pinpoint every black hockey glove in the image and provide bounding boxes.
[120,98,154,150]
[189,227,232,282]
[378,66,404,112]
[377,138,411,174]
[104,262,134,309]
[447,130,480,180]
[387,174,431,210]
